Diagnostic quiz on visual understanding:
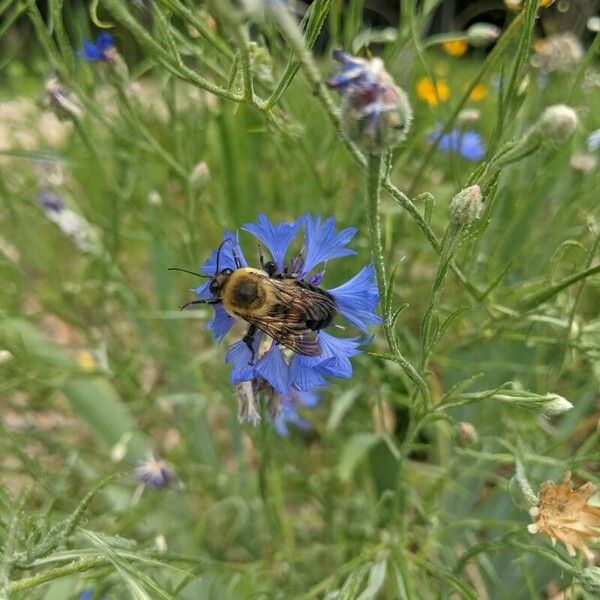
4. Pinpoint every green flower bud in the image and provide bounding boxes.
[450,185,483,227]
[535,105,578,146]
[577,567,600,595]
